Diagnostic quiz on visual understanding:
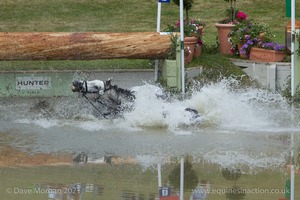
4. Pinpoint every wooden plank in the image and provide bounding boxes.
[0,32,171,60]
